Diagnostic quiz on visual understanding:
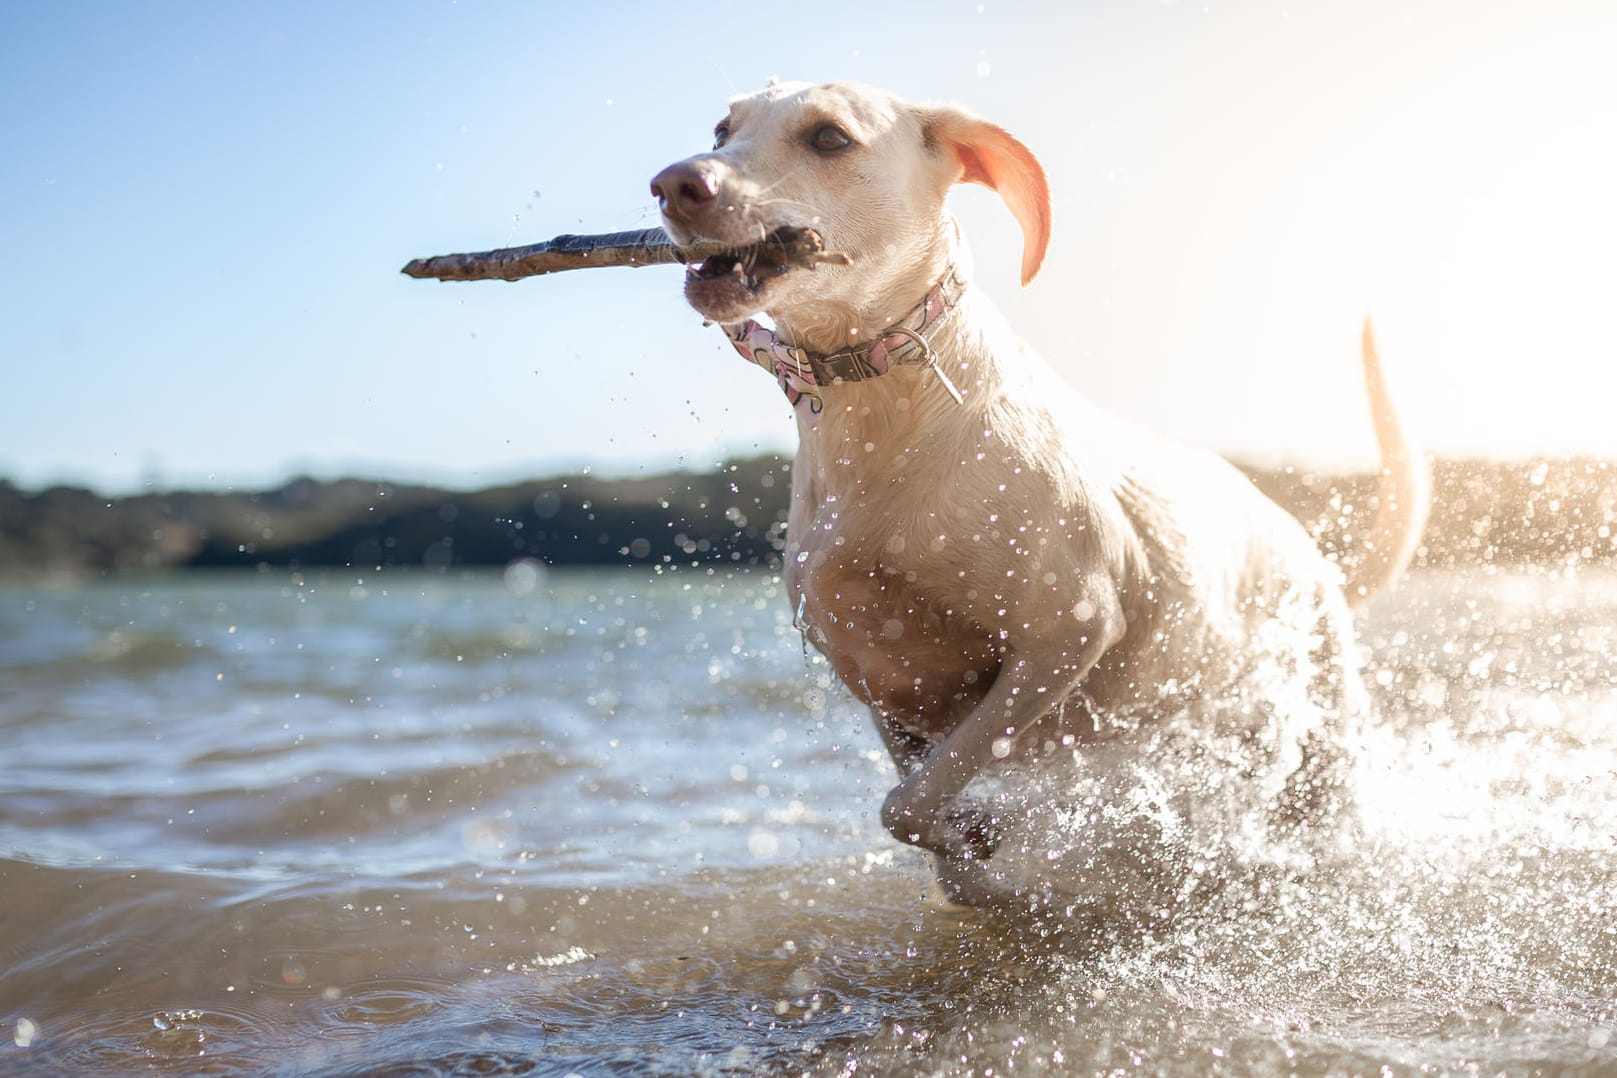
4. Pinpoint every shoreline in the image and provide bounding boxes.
[2,453,1613,577]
